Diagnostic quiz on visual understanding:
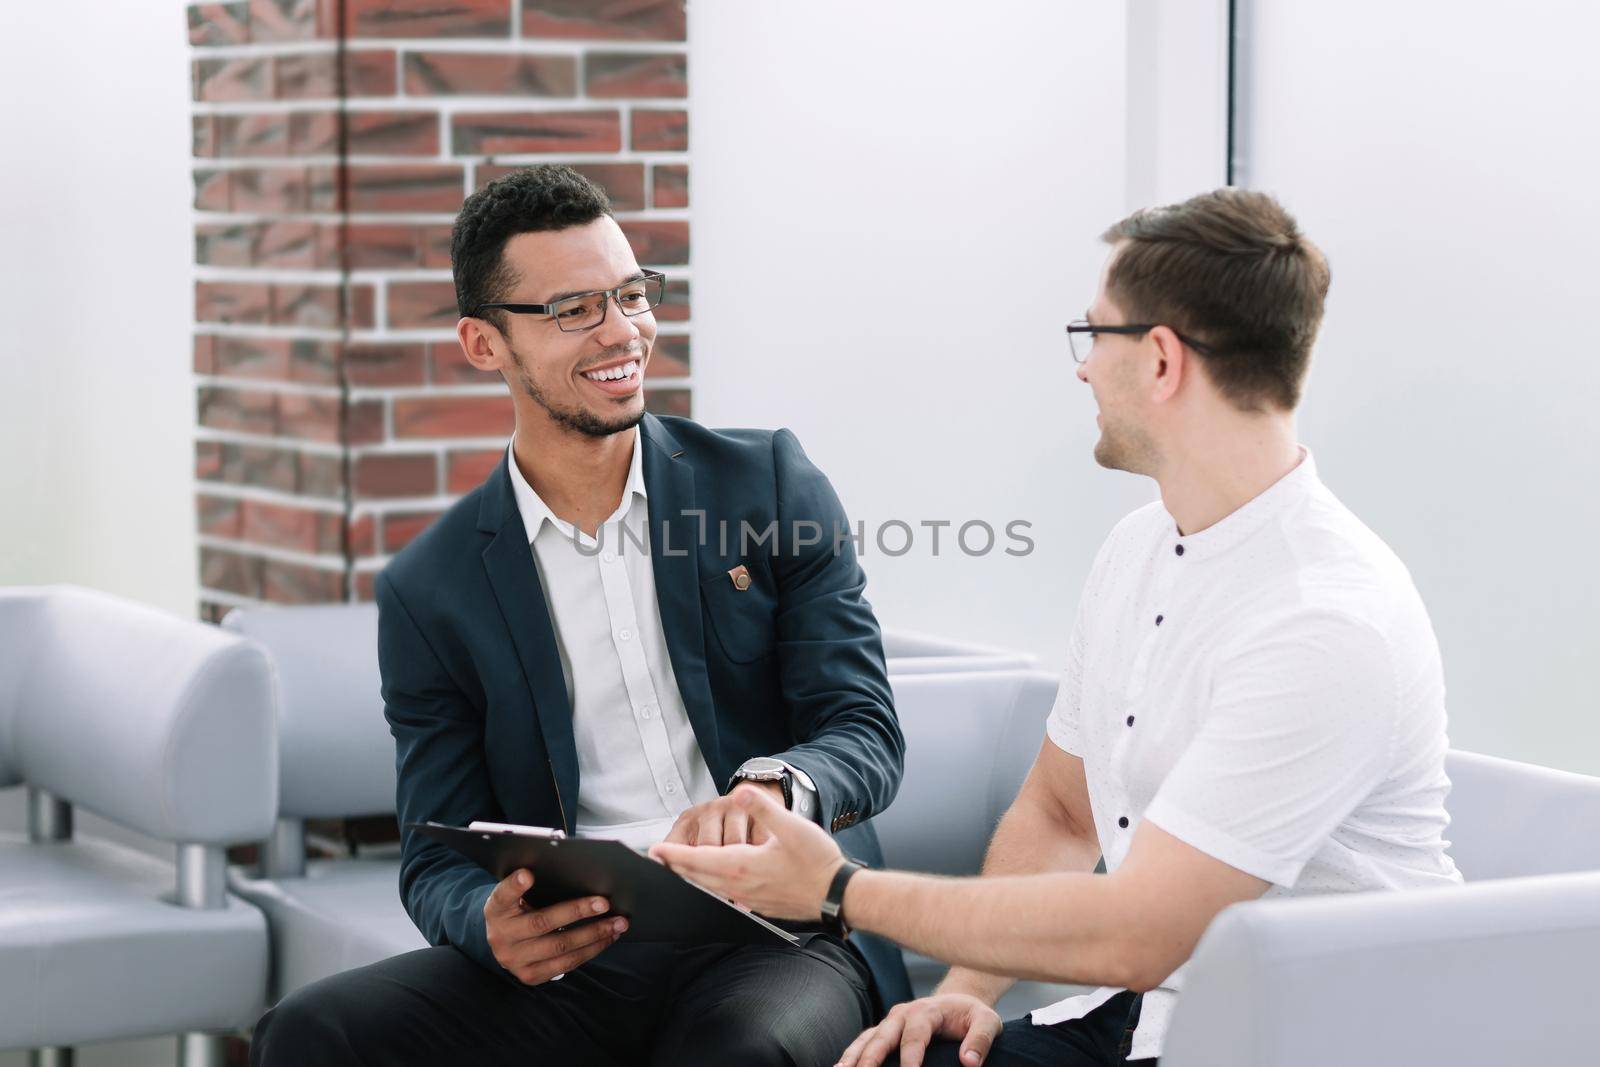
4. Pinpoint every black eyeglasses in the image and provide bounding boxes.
[1064,320,1215,364]
[475,270,667,333]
